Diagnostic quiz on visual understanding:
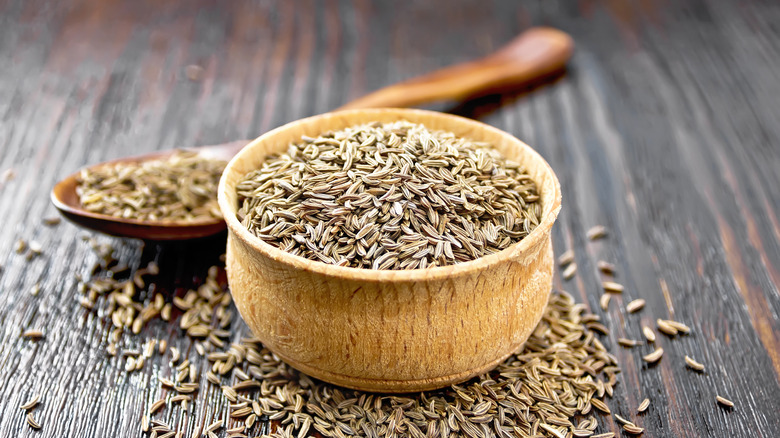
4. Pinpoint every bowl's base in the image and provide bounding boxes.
[272,340,527,393]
